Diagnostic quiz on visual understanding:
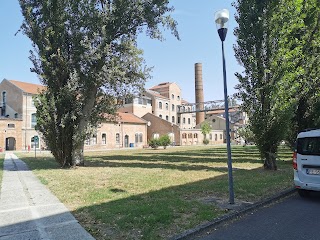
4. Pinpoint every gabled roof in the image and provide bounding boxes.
[117,112,147,124]
[145,89,169,100]
[8,80,46,94]
[149,82,170,90]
